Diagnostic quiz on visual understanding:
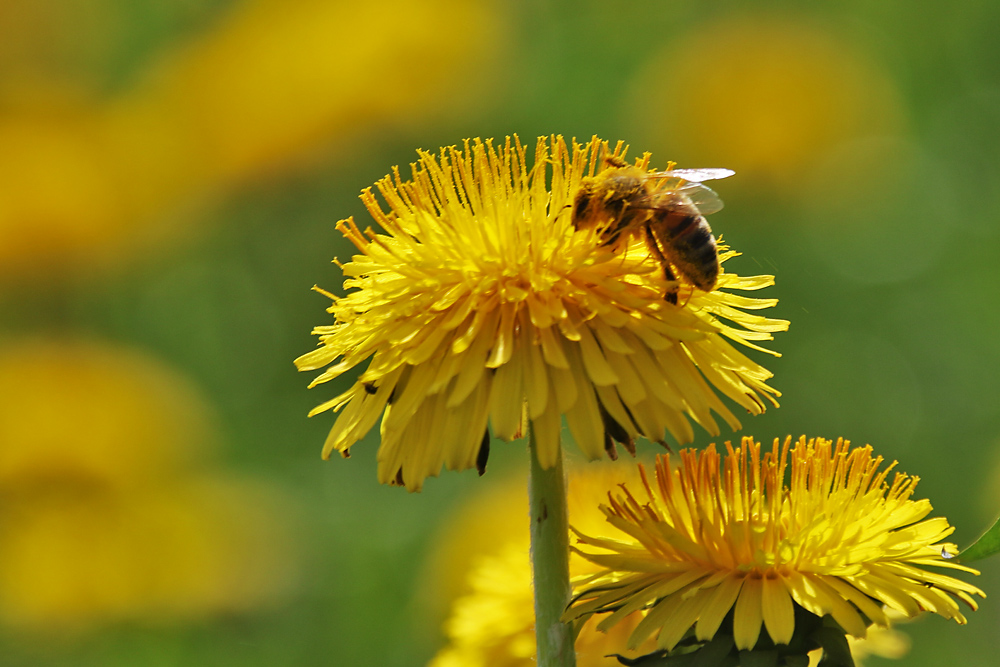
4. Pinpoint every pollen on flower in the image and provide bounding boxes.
[564,436,985,653]
[295,135,788,491]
